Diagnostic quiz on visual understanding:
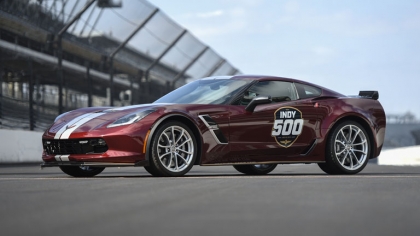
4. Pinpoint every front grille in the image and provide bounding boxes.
[43,139,108,155]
